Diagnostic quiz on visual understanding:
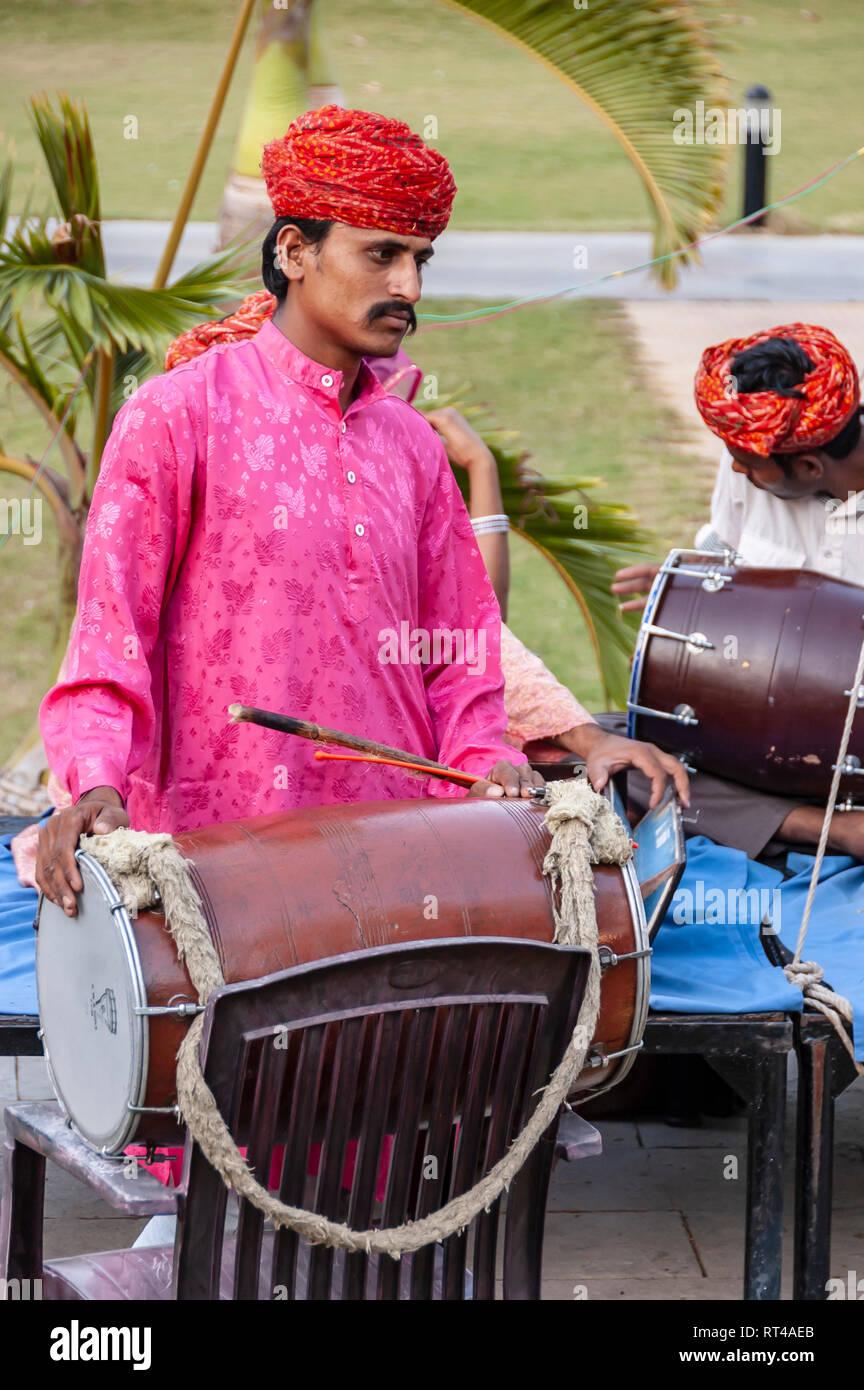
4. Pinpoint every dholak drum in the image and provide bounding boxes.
[36,796,649,1155]
[628,549,864,799]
